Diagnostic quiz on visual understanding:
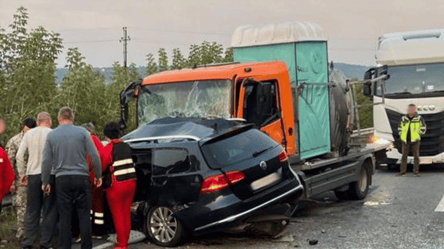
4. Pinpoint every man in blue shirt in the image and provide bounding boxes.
[42,107,102,249]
